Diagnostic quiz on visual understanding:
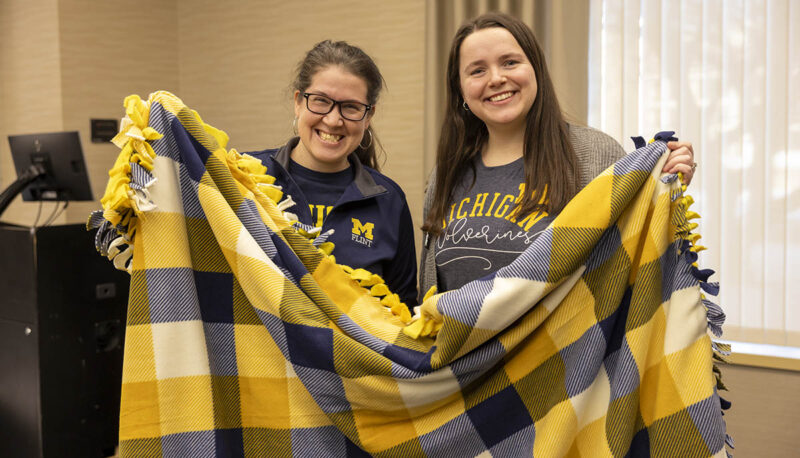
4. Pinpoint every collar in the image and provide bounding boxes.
[274,137,386,198]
